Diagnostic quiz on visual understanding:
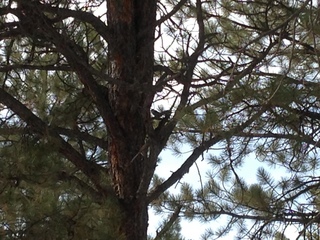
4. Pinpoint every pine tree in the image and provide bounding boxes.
[1,0,320,239]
